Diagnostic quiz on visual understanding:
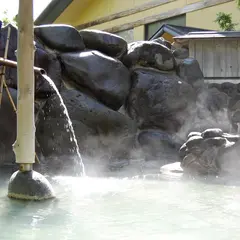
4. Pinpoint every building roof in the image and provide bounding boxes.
[149,24,212,40]
[174,31,240,40]
[34,0,73,25]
